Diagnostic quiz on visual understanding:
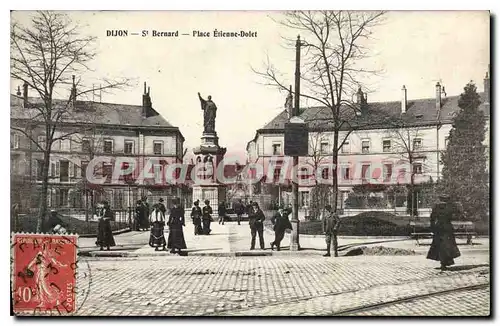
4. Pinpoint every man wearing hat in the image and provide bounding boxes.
[191,200,203,235]
[270,206,292,251]
[248,202,266,250]
[202,199,213,235]
[323,204,340,257]
[426,194,462,270]
[158,198,167,215]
